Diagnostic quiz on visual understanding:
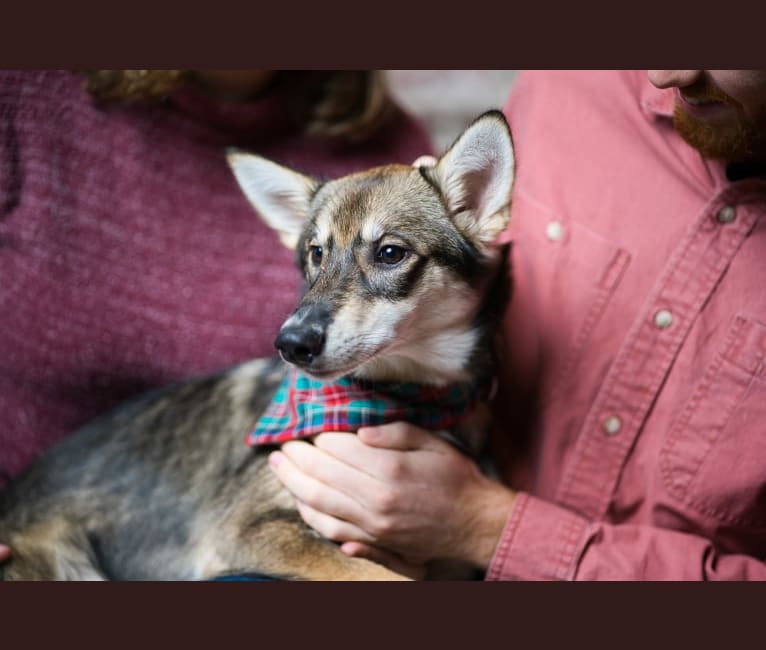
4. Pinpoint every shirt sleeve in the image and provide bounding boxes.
[486,492,766,580]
